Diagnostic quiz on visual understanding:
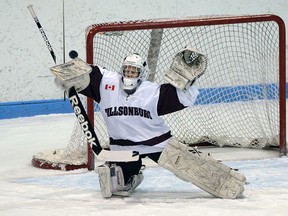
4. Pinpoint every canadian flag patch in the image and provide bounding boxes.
[105,84,115,91]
